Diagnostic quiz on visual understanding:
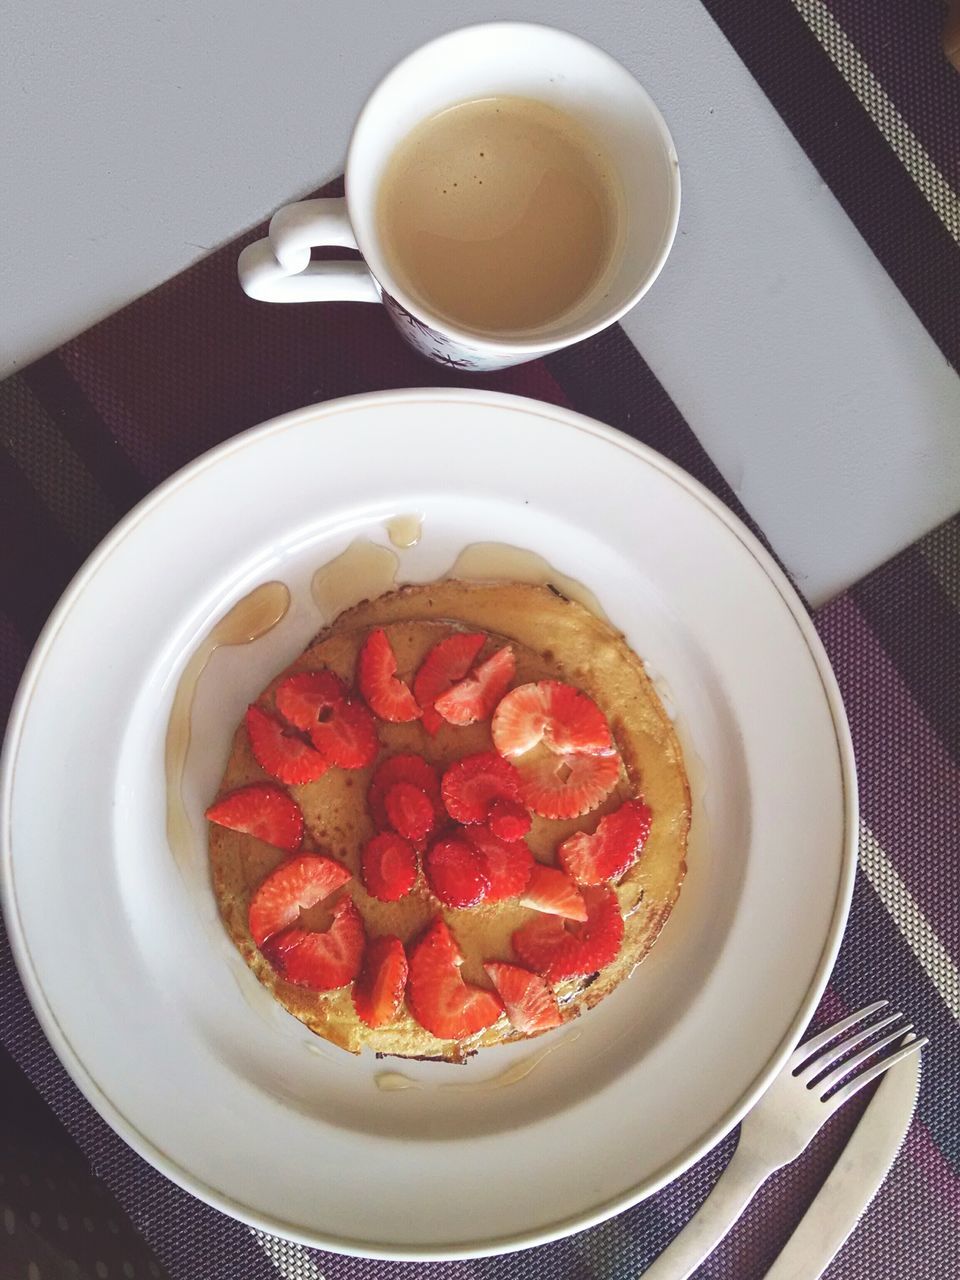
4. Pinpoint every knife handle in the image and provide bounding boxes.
[642,1144,771,1279]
